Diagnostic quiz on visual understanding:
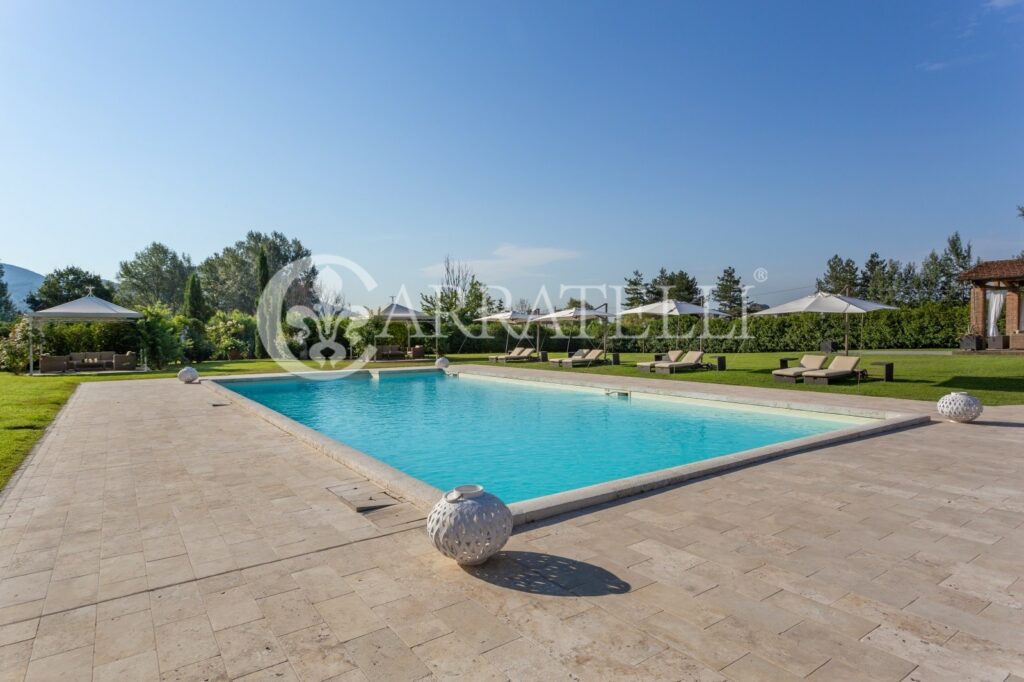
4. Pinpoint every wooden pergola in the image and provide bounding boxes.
[959,258,1024,350]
